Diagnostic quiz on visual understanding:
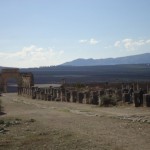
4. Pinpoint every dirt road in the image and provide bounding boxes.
[0,93,150,150]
